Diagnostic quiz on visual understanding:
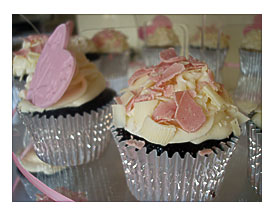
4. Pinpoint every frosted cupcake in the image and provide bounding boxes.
[90,29,130,92]
[240,15,262,77]
[247,105,262,196]
[139,15,181,67]
[17,23,116,166]
[111,48,248,201]
[189,25,230,82]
